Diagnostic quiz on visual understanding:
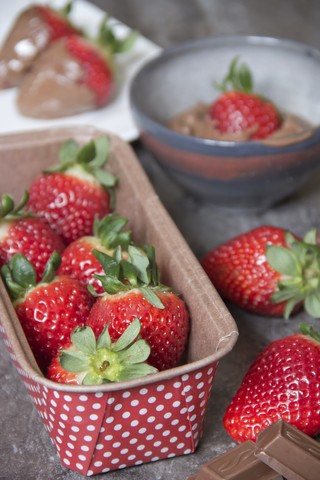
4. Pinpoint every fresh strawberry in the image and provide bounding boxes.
[209,57,281,139]
[27,136,116,244]
[223,324,320,442]
[16,18,137,118]
[59,213,131,294]
[0,3,79,88]
[86,245,190,371]
[1,252,93,372]
[47,318,158,385]
[0,192,65,279]
[201,226,320,318]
